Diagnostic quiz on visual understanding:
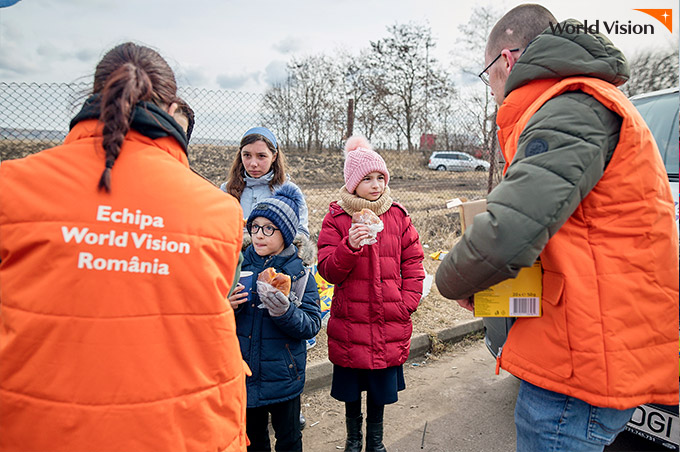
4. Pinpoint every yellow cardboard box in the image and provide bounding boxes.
[473,261,542,317]
[446,198,542,318]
